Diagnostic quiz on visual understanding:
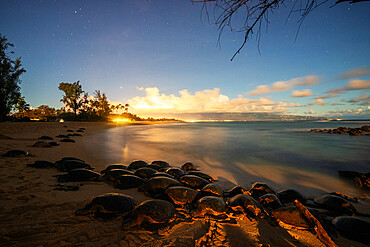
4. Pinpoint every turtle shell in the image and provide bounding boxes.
[1,150,29,157]
[144,177,182,195]
[150,172,175,179]
[99,169,134,183]
[277,189,306,204]
[128,160,148,170]
[180,175,210,189]
[165,186,199,205]
[332,216,370,245]
[195,196,227,217]
[225,186,250,198]
[151,160,170,168]
[31,141,52,148]
[181,162,197,171]
[187,171,213,182]
[134,167,157,179]
[314,195,356,215]
[75,193,136,219]
[27,160,55,168]
[249,182,275,199]
[228,194,262,217]
[101,164,128,174]
[258,193,283,210]
[113,175,146,189]
[57,168,101,182]
[55,160,92,172]
[148,164,163,171]
[202,183,224,197]
[122,199,176,229]
[38,135,53,140]
[165,168,184,179]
